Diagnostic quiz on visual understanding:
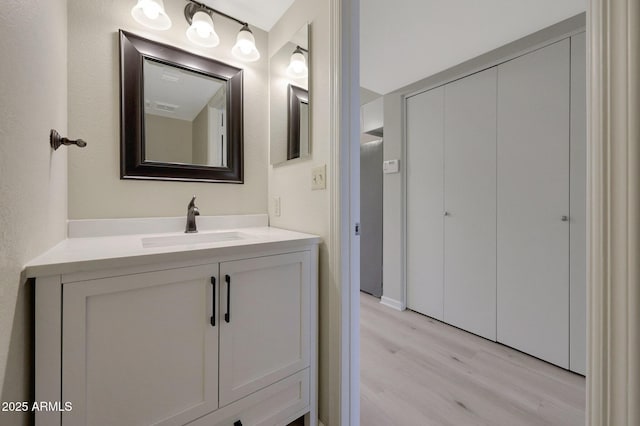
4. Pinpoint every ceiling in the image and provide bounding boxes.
[361,0,586,95]
[200,0,295,31]
[144,60,224,121]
